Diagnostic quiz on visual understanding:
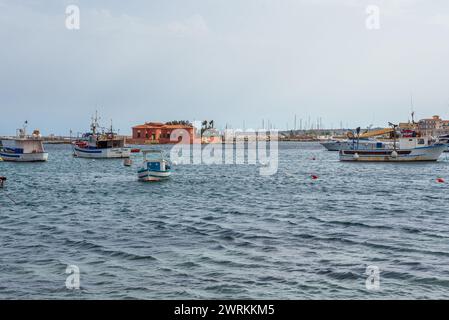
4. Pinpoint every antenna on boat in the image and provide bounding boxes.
[410,94,416,124]
[17,120,28,138]
[389,122,398,150]
[91,111,101,135]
